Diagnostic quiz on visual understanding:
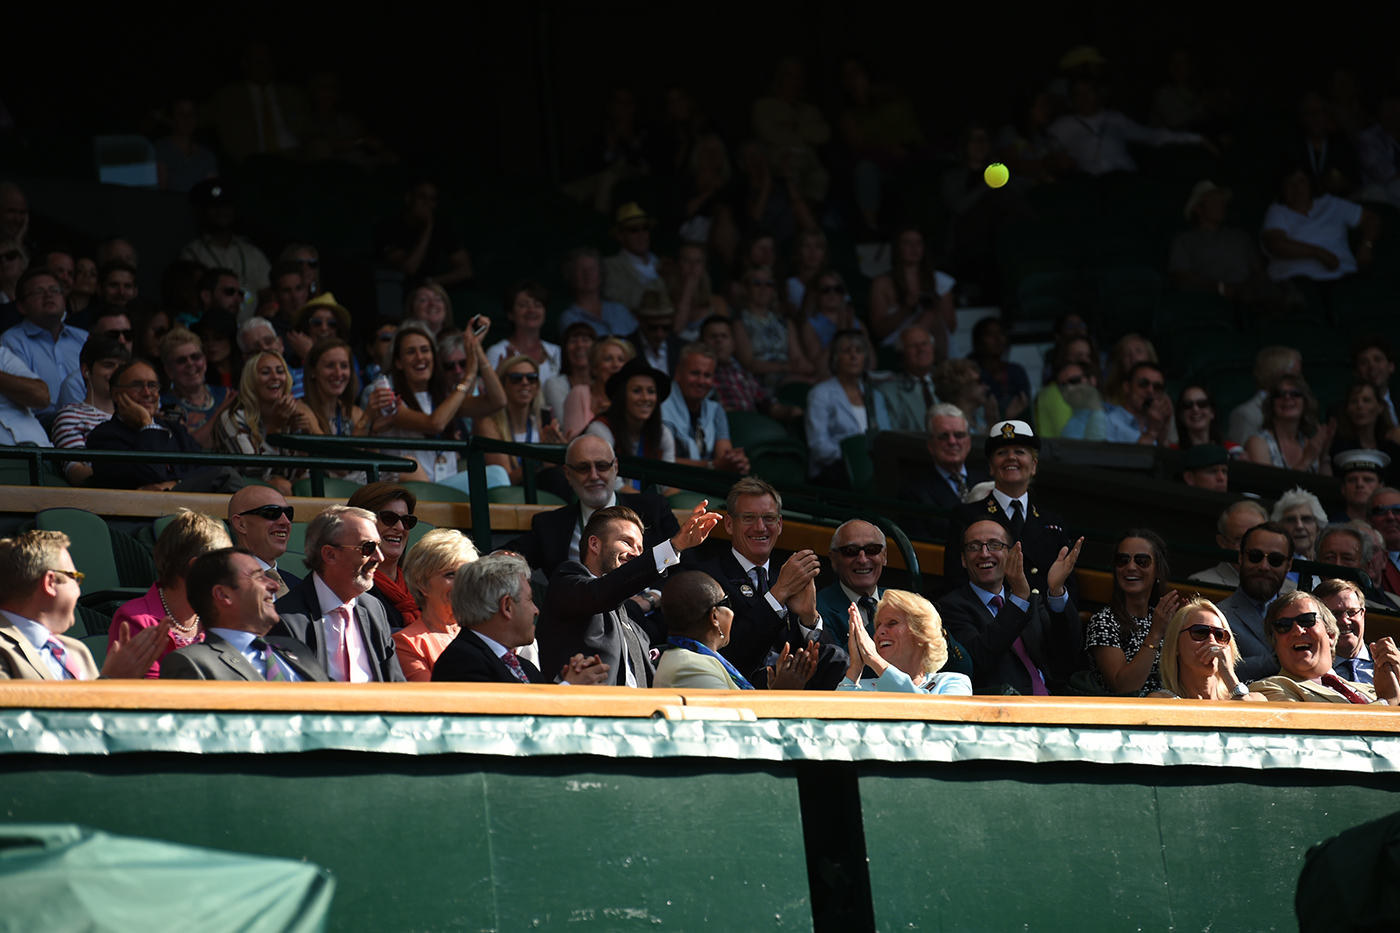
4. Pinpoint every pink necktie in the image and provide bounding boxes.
[1320,672,1370,704]
[989,594,1050,696]
[46,639,81,680]
[332,606,353,682]
[500,649,531,684]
